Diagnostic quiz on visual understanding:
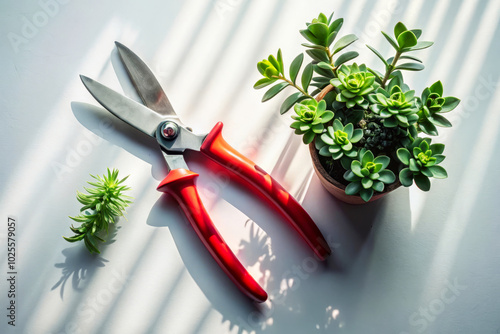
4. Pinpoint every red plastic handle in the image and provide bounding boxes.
[201,122,331,260]
[157,168,268,303]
